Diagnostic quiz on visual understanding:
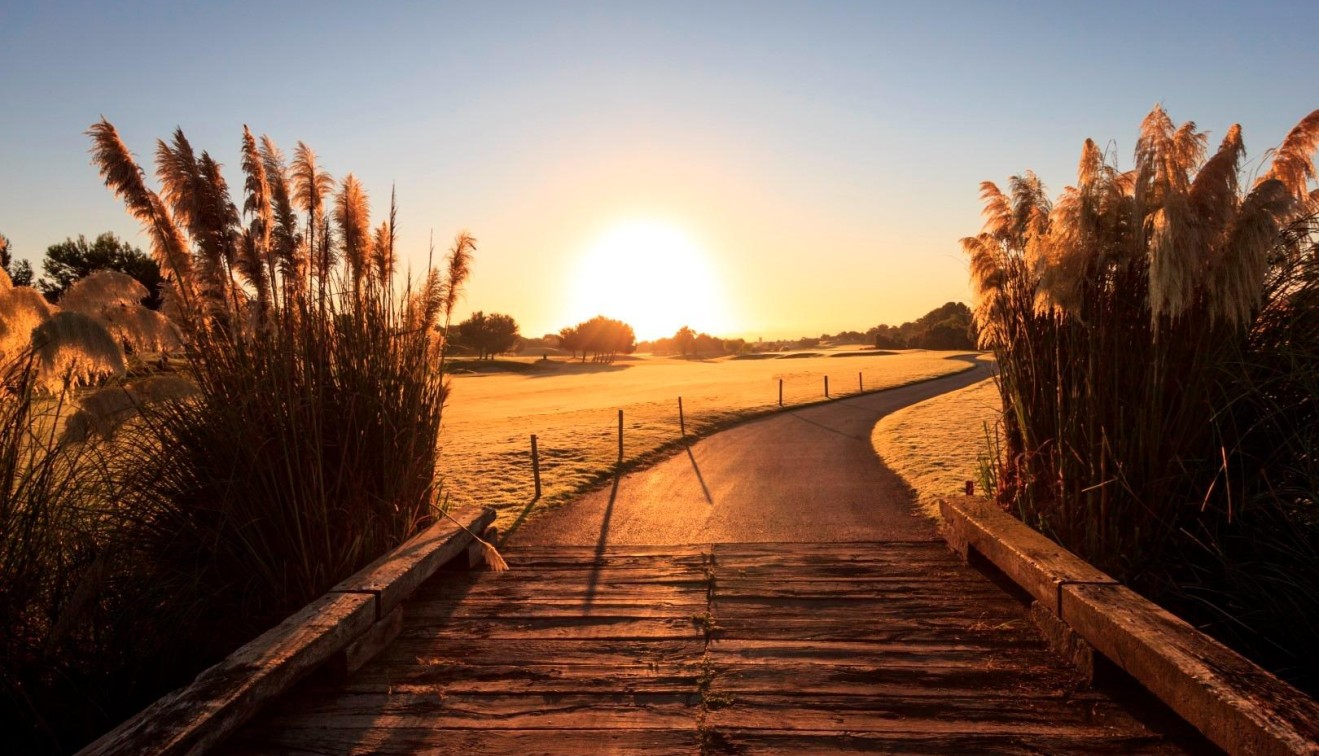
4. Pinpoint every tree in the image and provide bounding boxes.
[558,324,582,361]
[561,315,636,363]
[453,311,520,359]
[0,233,33,286]
[38,232,164,308]
[674,326,695,357]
